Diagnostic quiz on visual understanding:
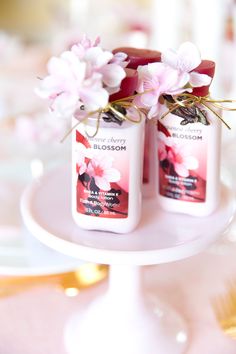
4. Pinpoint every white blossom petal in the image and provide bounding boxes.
[161,49,179,70]
[148,104,160,118]
[111,52,128,67]
[100,64,126,88]
[80,86,109,110]
[177,42,201,72]
[51,92,78,118]
[177,72,190,88]
[141,92,158,107]
[85,47,113,68]
[189,72,212,87]
[47,56,70,77]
